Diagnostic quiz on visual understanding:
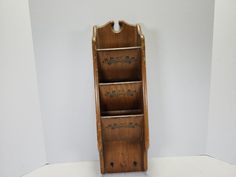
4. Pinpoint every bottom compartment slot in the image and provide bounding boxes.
[101,115,143,141]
